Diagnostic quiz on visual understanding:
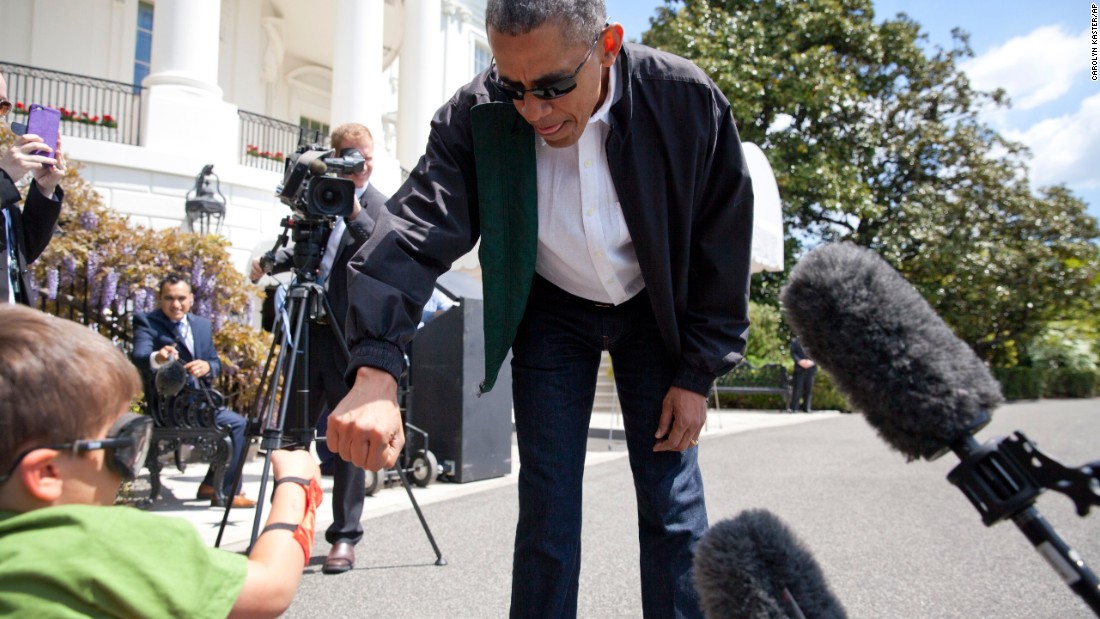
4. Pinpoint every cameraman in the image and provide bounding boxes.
[249,122,387,575]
